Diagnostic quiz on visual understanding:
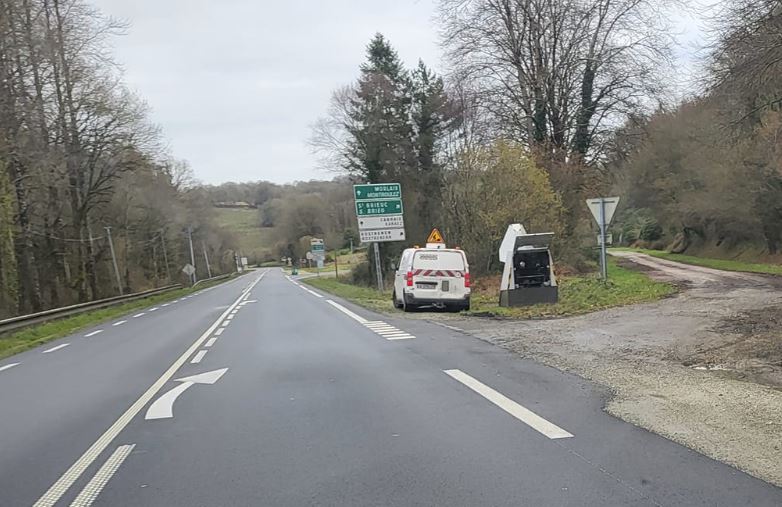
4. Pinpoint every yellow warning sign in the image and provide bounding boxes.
[427,228,444,243]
